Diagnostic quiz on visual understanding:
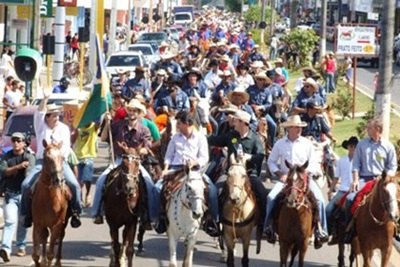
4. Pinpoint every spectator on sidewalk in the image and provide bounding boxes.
[3,79,23,121]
